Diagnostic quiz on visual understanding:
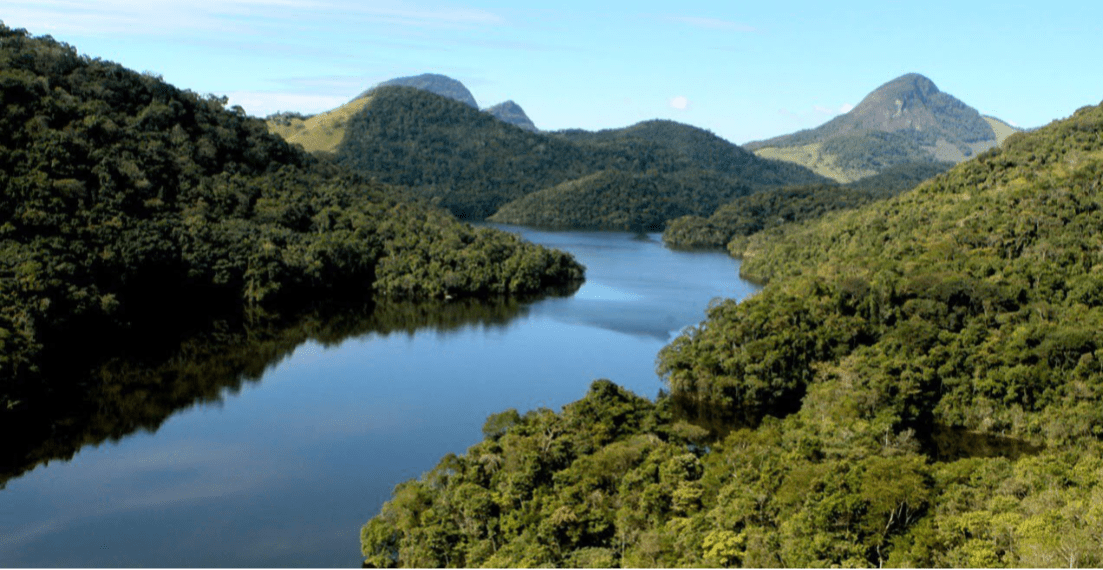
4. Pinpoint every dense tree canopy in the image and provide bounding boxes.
[333,92,825,223]
[0,24,582,410]
[488,169,754,232]
[362,101,1103,567]
[552,120,827,189]
[663,162,952,249]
